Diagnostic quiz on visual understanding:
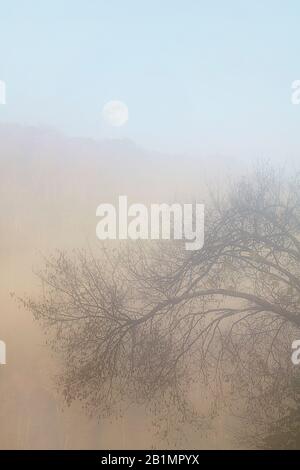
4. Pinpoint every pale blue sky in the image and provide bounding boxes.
[0,0,300,159]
